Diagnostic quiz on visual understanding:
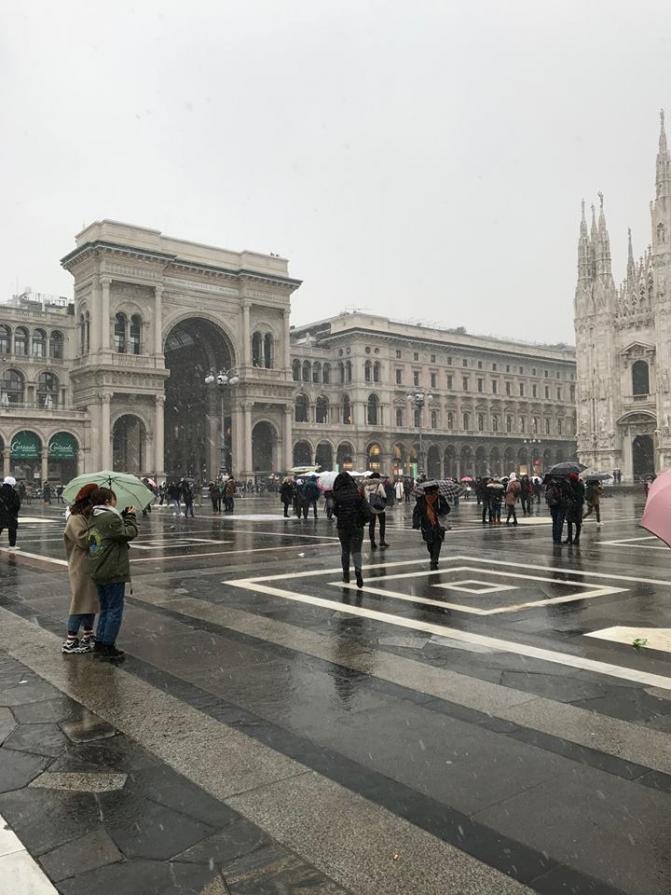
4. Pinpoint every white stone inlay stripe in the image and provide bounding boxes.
[0,812,57,893]
[586,627,671,654]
